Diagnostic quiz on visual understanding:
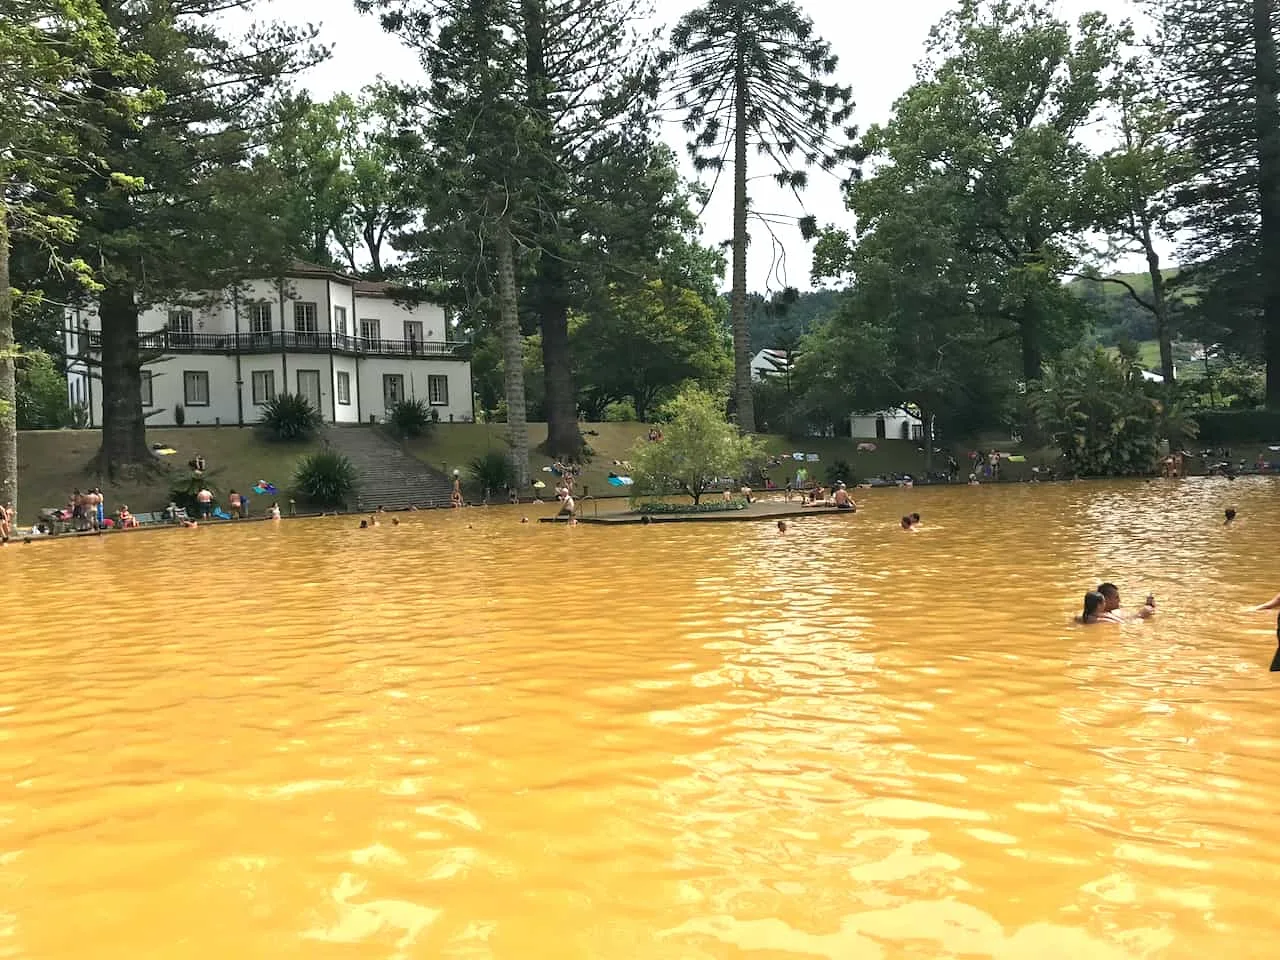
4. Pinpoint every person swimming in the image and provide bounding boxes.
[1097,582,1155,621]
[1078,590,1107,624]
[900,516,916,531]
[1225,508,1237,525]
[777,520,788,534]
[910,512,921,527]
